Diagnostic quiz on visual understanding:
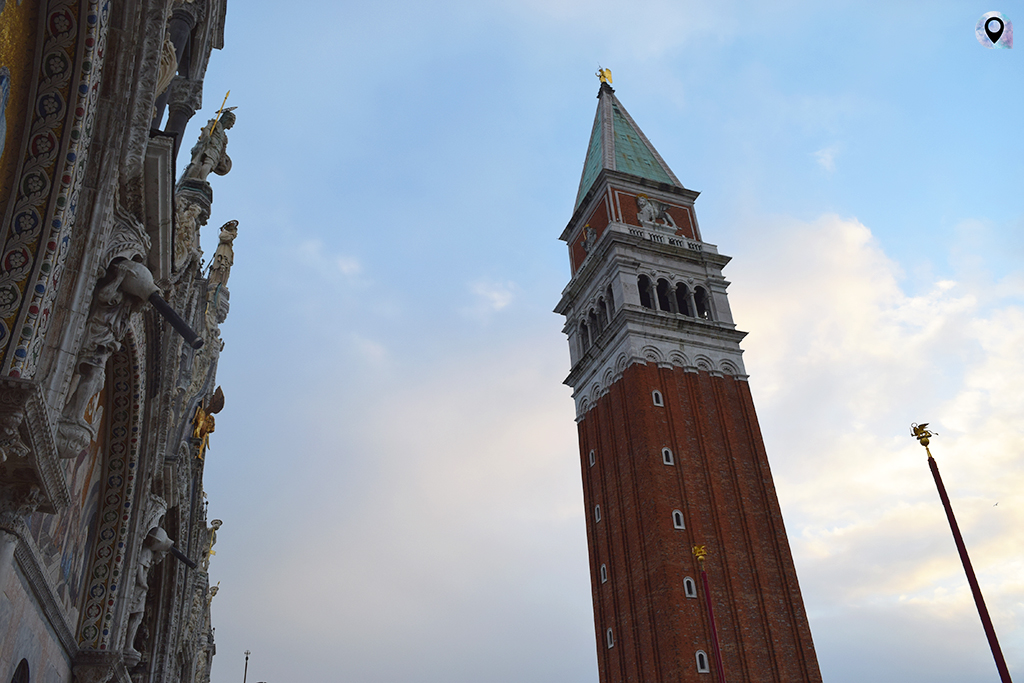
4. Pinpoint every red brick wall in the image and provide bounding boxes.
[577,363,822,683]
